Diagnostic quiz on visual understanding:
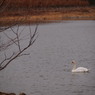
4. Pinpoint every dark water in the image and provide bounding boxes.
[0,20,95,95]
